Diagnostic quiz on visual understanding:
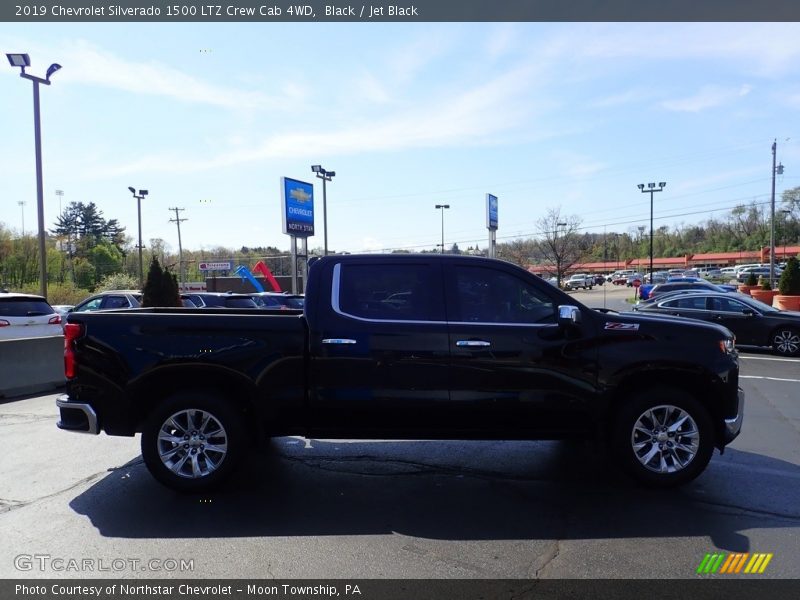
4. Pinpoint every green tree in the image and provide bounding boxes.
[778,257,800,295]
[142,256,180,307]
